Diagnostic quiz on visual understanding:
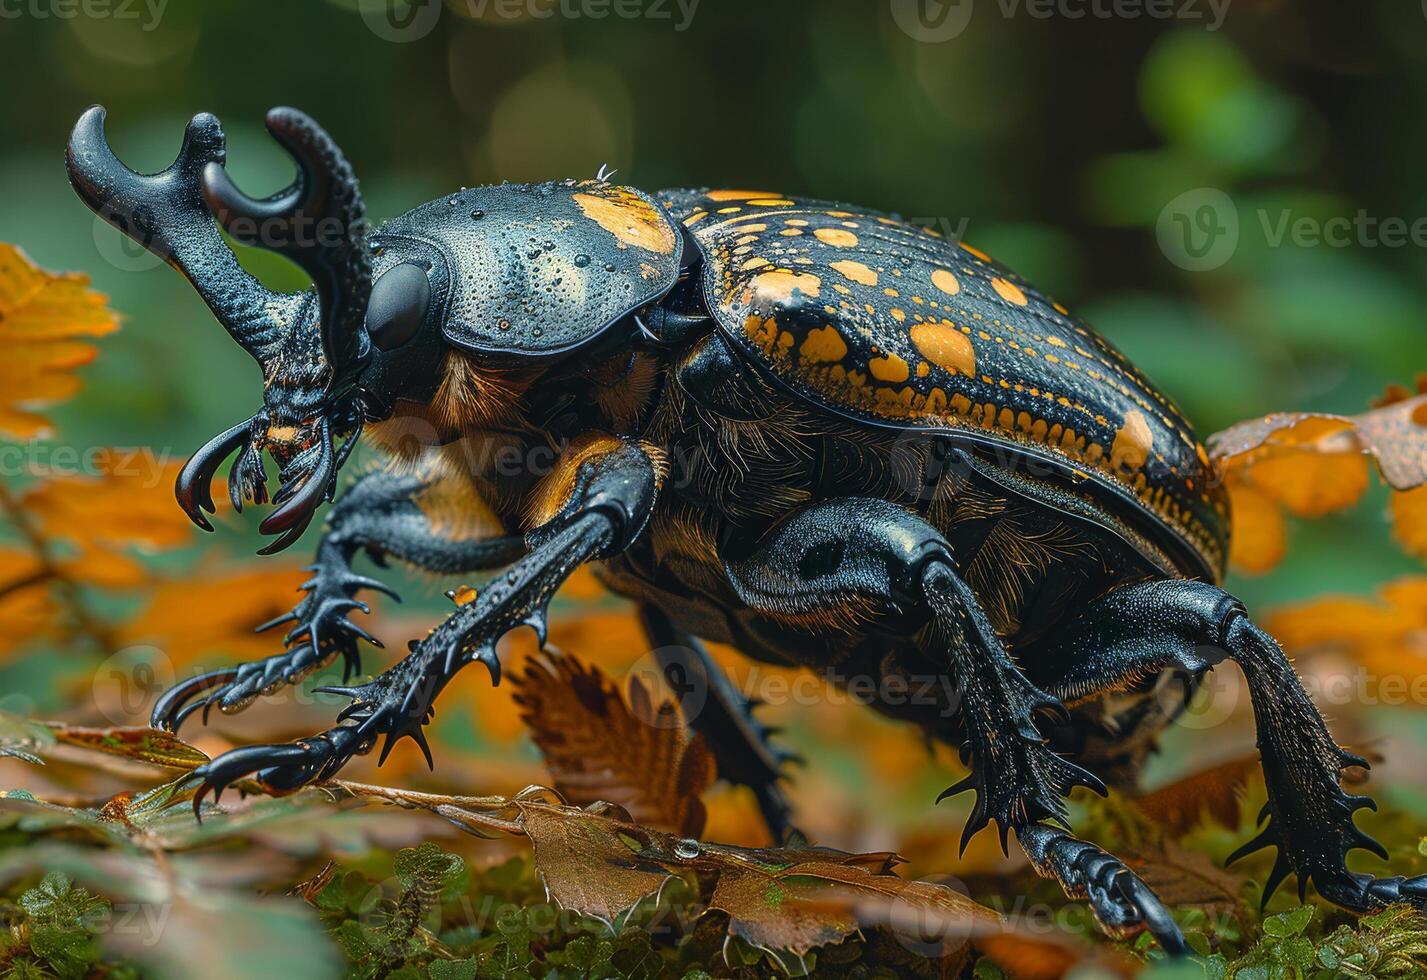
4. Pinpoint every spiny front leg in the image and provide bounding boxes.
[151,468,525,732]
[188,436,665,812]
